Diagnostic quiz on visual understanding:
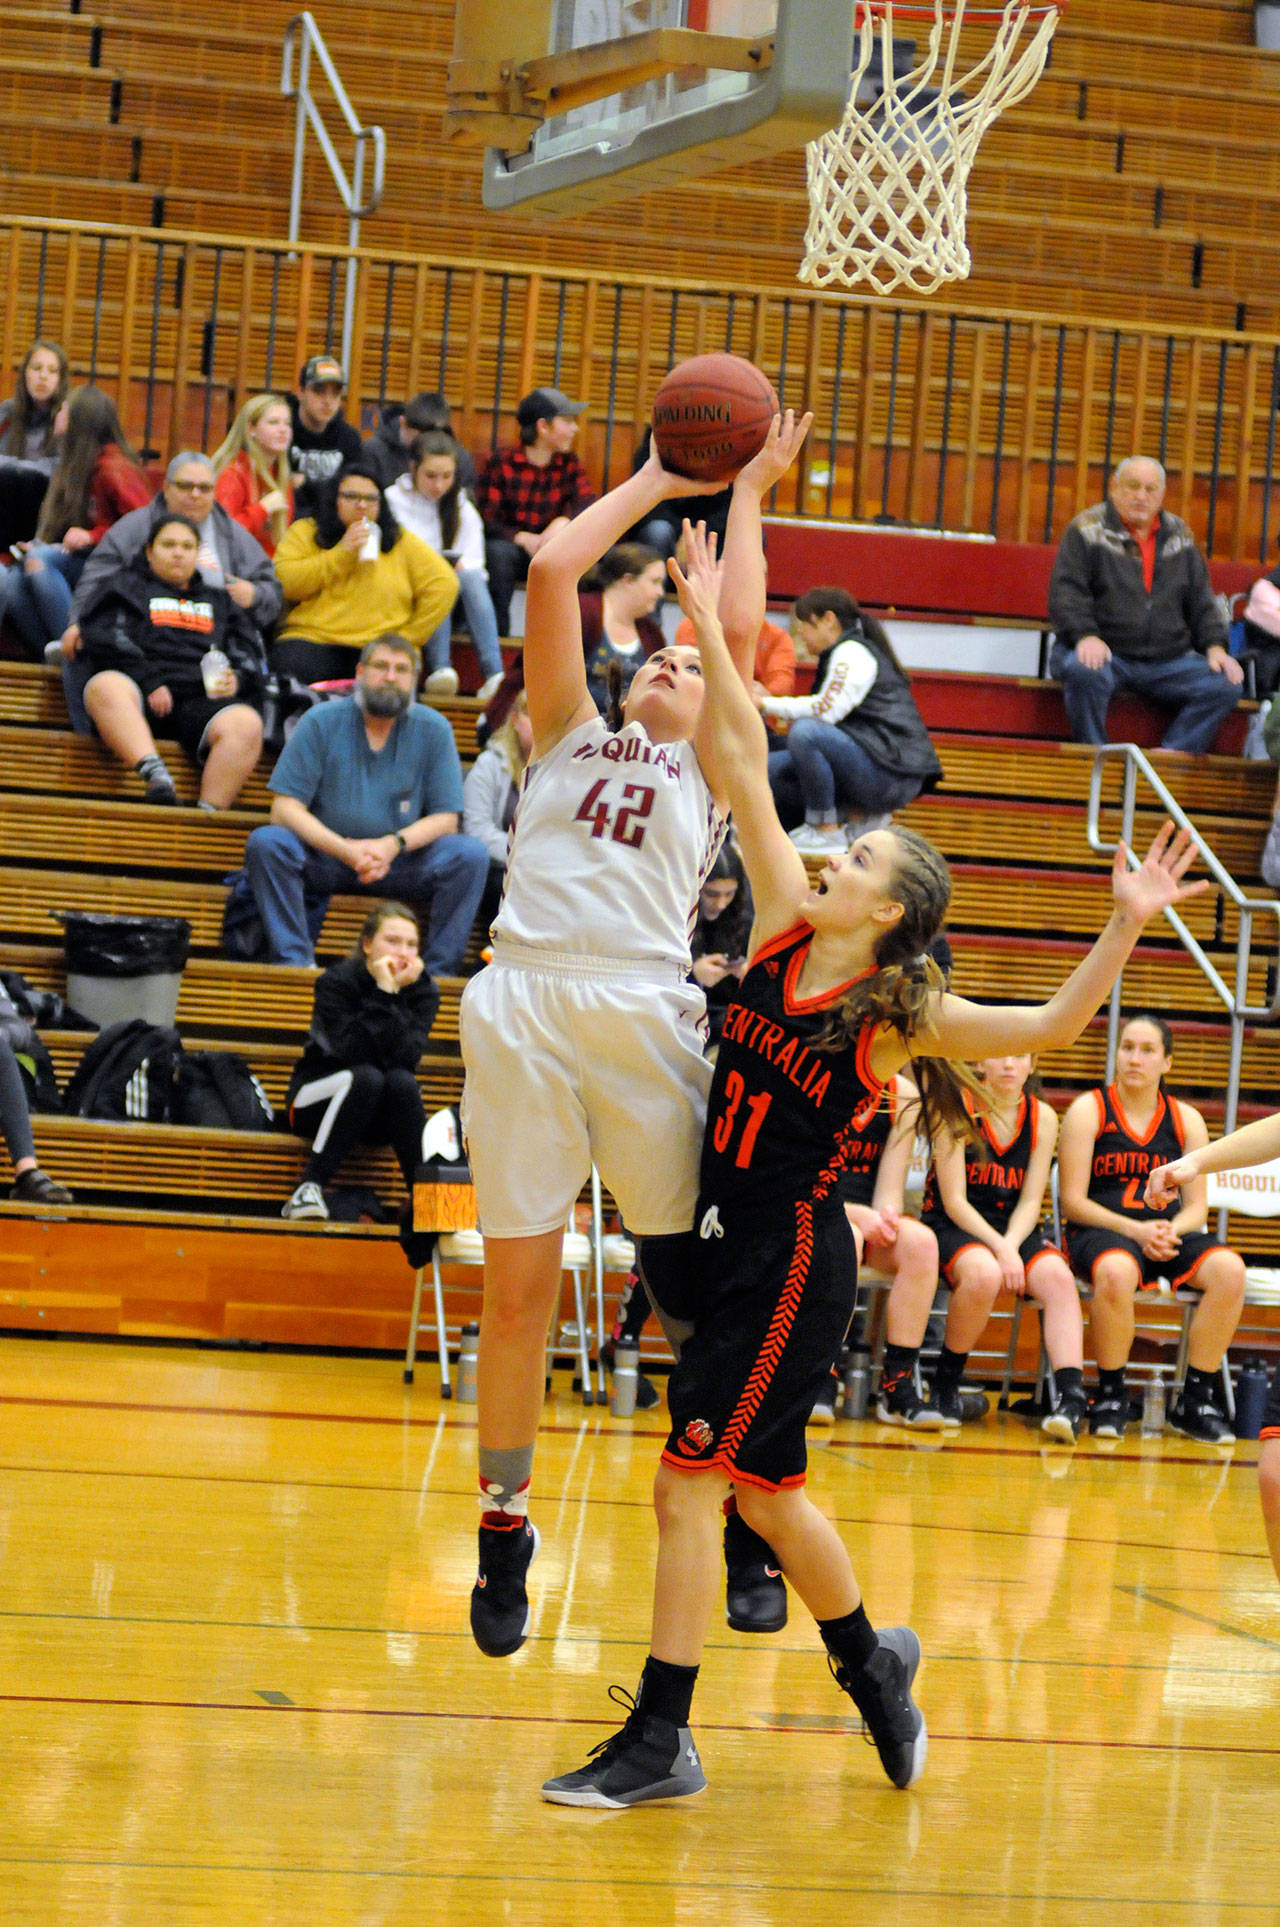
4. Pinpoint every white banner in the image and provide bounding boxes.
[1207,1158,1280,1218]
